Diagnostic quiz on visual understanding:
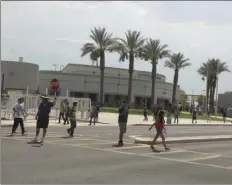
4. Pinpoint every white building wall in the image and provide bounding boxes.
[39,71,180,104]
